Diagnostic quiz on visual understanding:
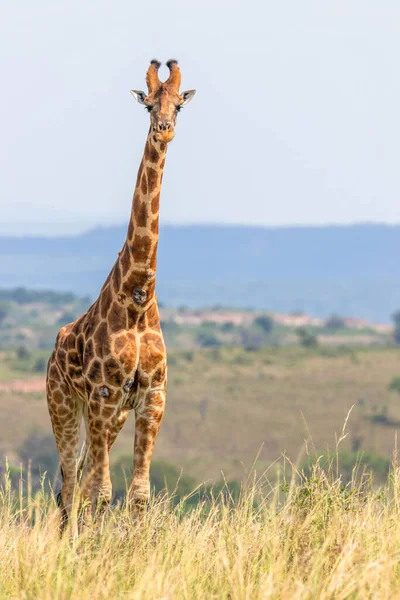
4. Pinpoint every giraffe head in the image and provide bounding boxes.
[131,59,196,143]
